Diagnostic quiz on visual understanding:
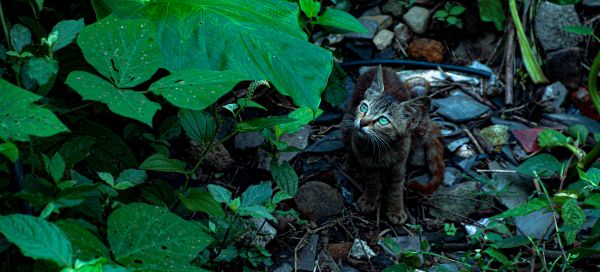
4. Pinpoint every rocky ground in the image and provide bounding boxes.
[203,1,600,271]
